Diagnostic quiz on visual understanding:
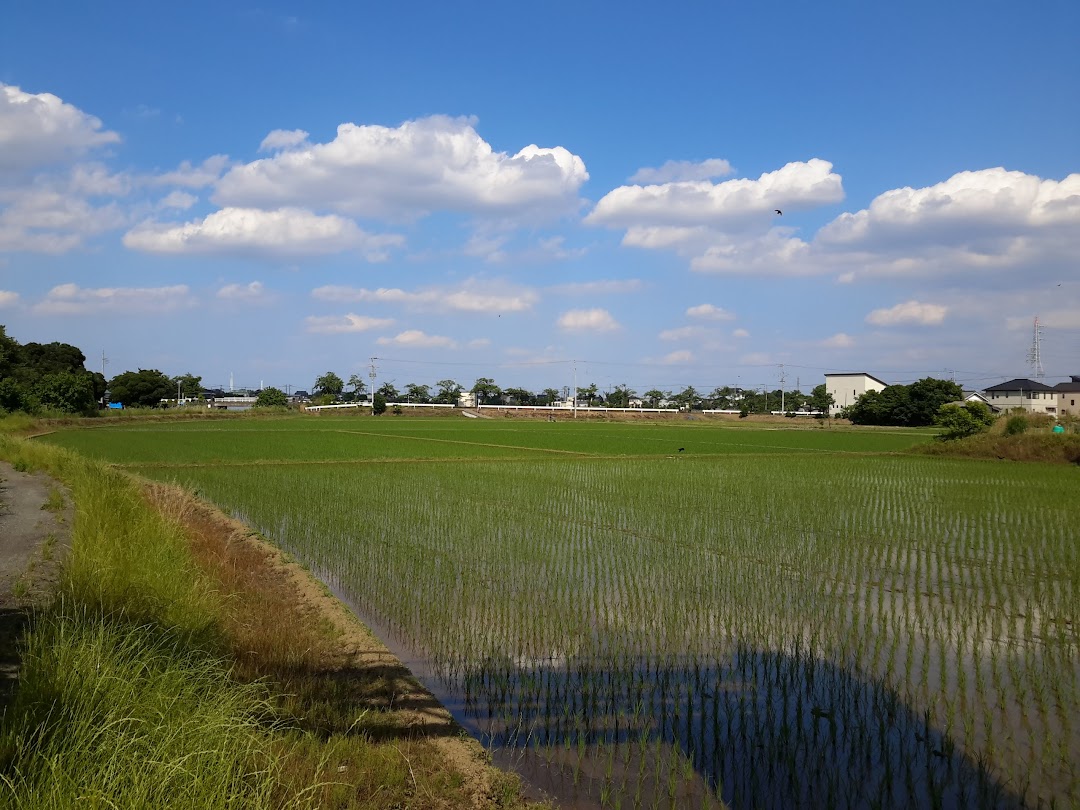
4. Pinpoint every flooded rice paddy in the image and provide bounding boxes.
[44,419,1079,808]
